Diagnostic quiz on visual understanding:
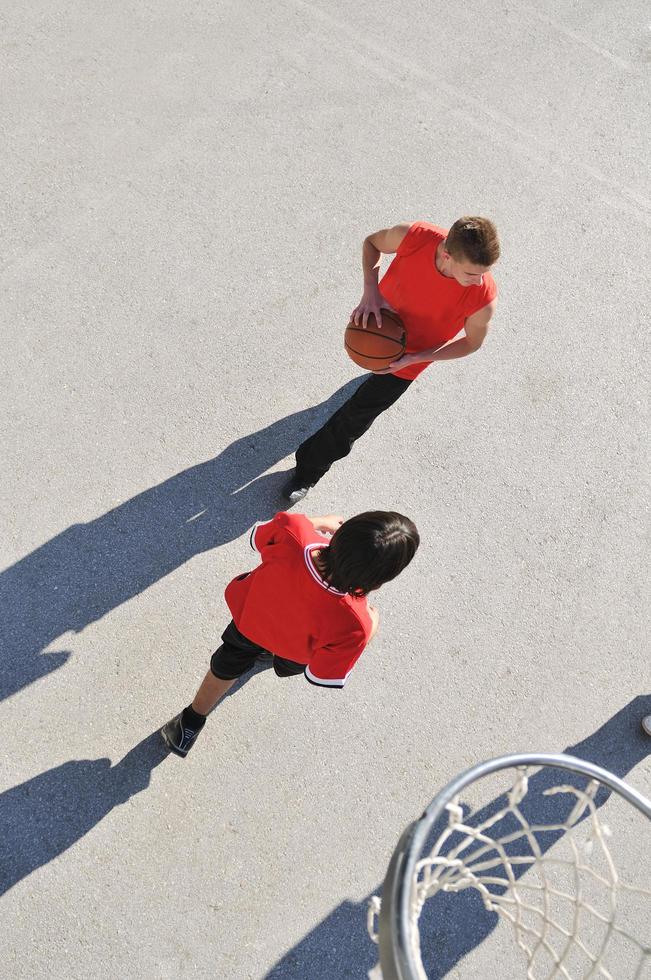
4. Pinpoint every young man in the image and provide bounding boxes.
[161,509,419,757]
[283,217,500,502]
